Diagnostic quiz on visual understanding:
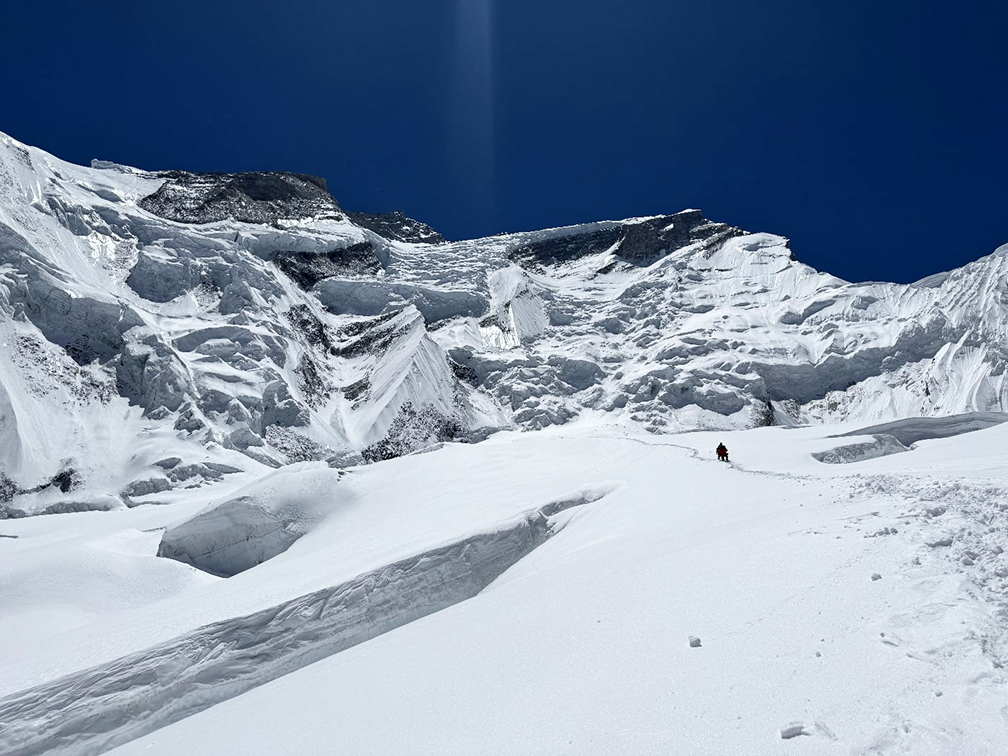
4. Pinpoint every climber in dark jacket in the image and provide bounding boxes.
[716,443,729,462]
